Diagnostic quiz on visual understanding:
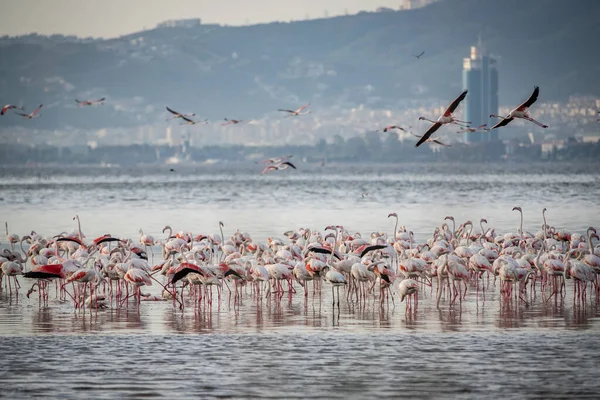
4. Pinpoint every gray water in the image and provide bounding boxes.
[1,162,600,398]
